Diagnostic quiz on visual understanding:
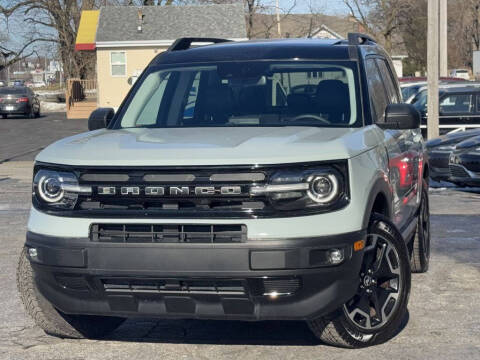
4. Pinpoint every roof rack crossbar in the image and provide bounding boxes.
[167,37,231,52]
[347,33,377,46]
